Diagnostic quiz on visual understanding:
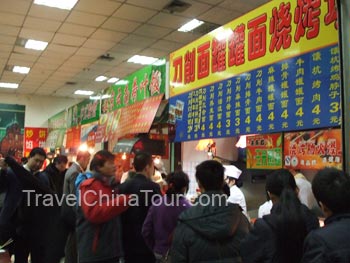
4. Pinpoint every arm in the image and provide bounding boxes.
[4,156,53,194]
[80,181,130,224]
[142,205,155,250]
